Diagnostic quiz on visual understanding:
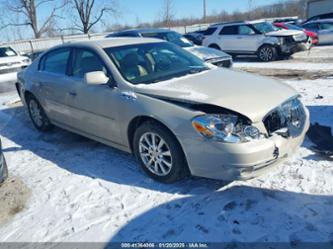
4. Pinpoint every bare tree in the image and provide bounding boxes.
[161,0,175,28]
[0,0,67,38]
[69,0,117,34]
